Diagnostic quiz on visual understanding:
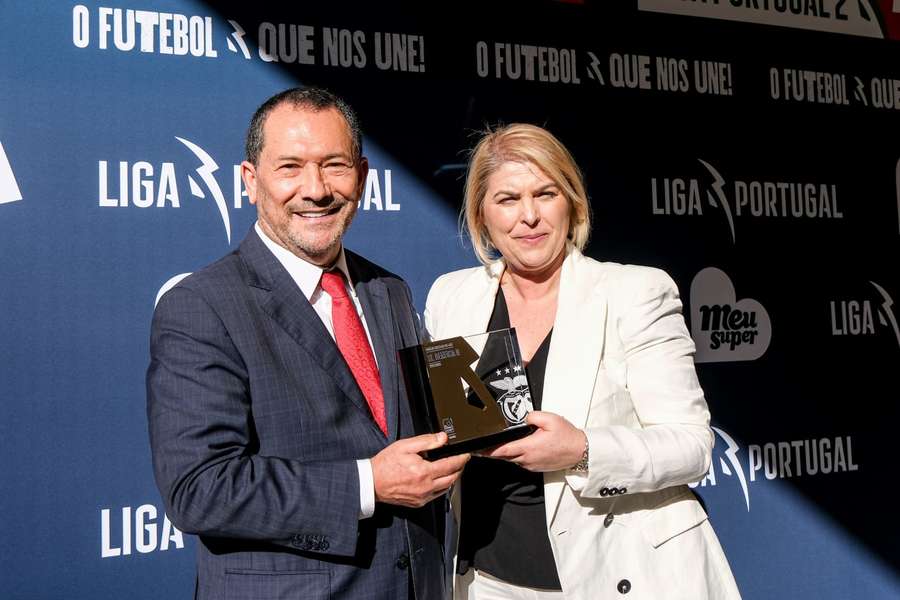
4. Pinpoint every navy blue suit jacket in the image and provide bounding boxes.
[147,229,446,600]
